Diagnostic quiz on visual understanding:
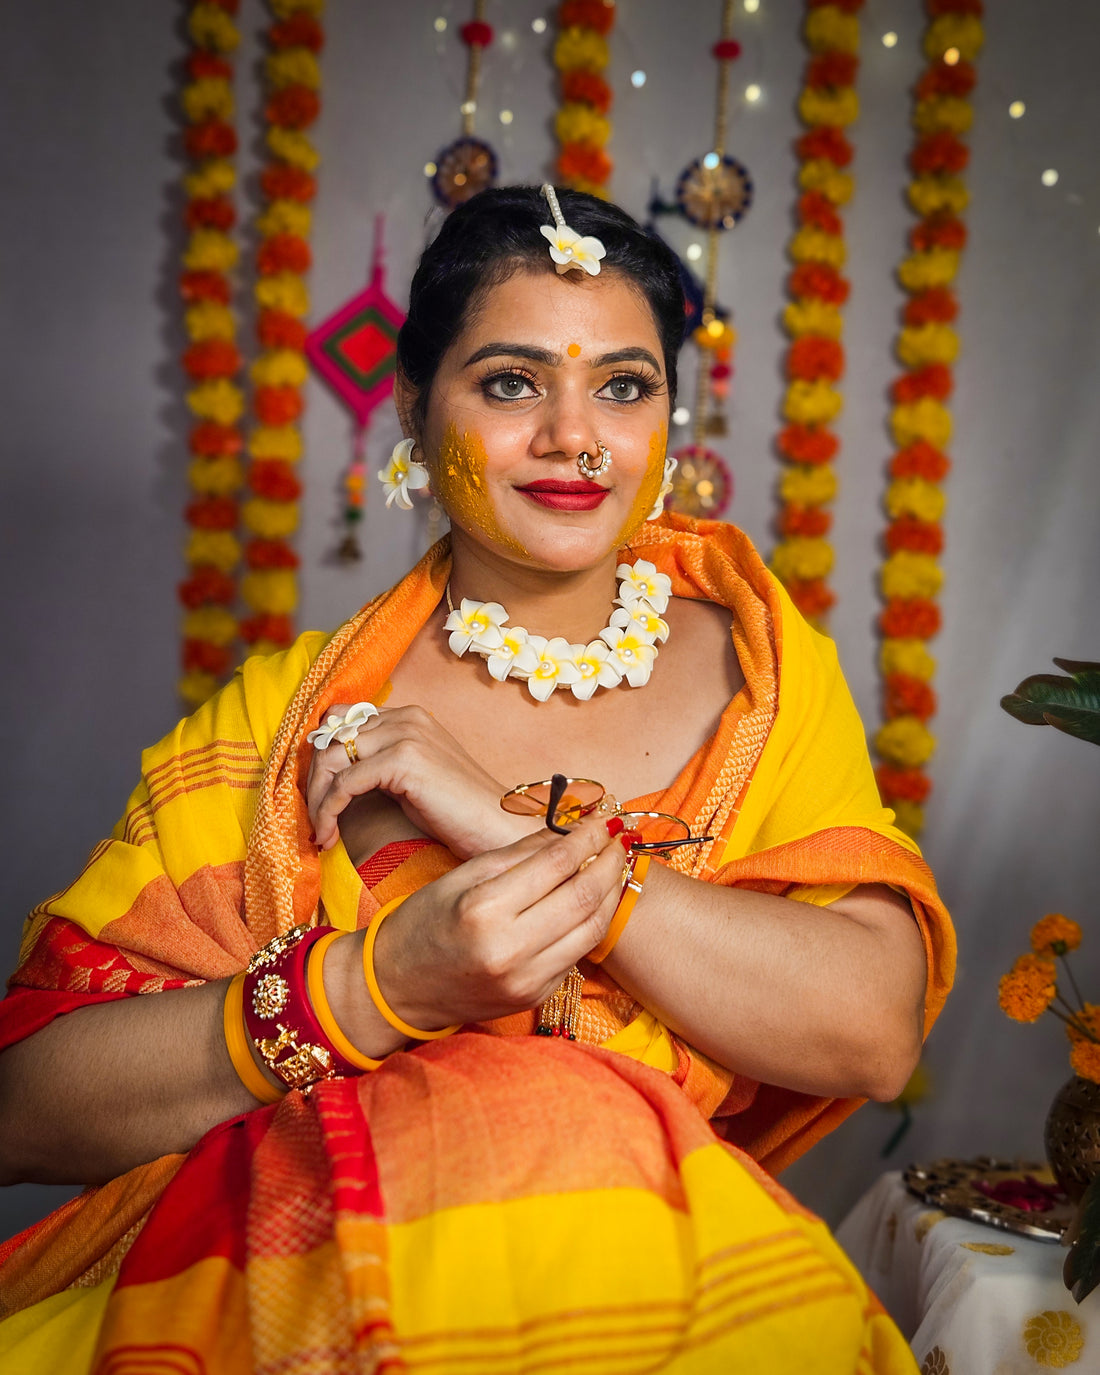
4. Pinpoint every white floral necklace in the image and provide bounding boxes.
[442,560,672,702]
